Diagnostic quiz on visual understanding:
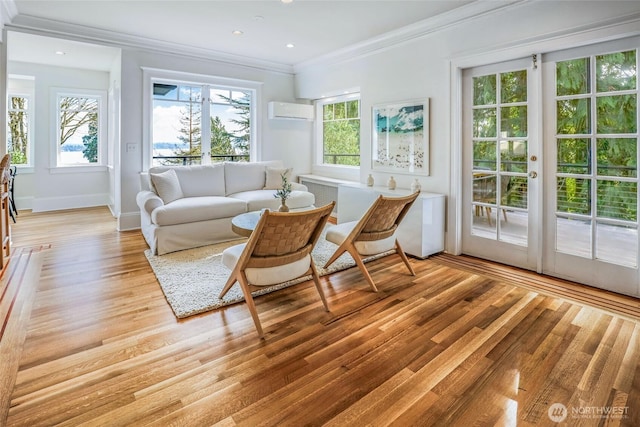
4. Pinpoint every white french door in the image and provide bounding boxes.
[461,38,640,297]
[541,39,640,296]
[461,57,541,271]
